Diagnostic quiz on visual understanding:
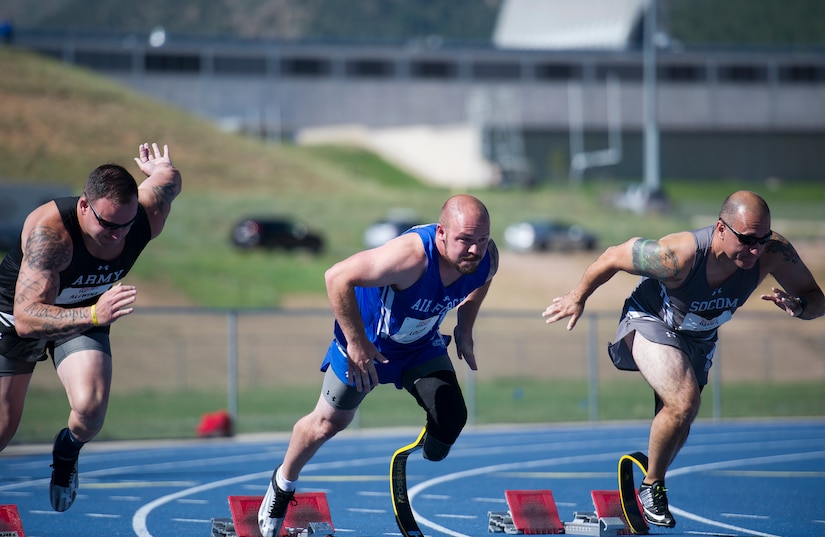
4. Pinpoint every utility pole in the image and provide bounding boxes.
[643,0,660,192]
